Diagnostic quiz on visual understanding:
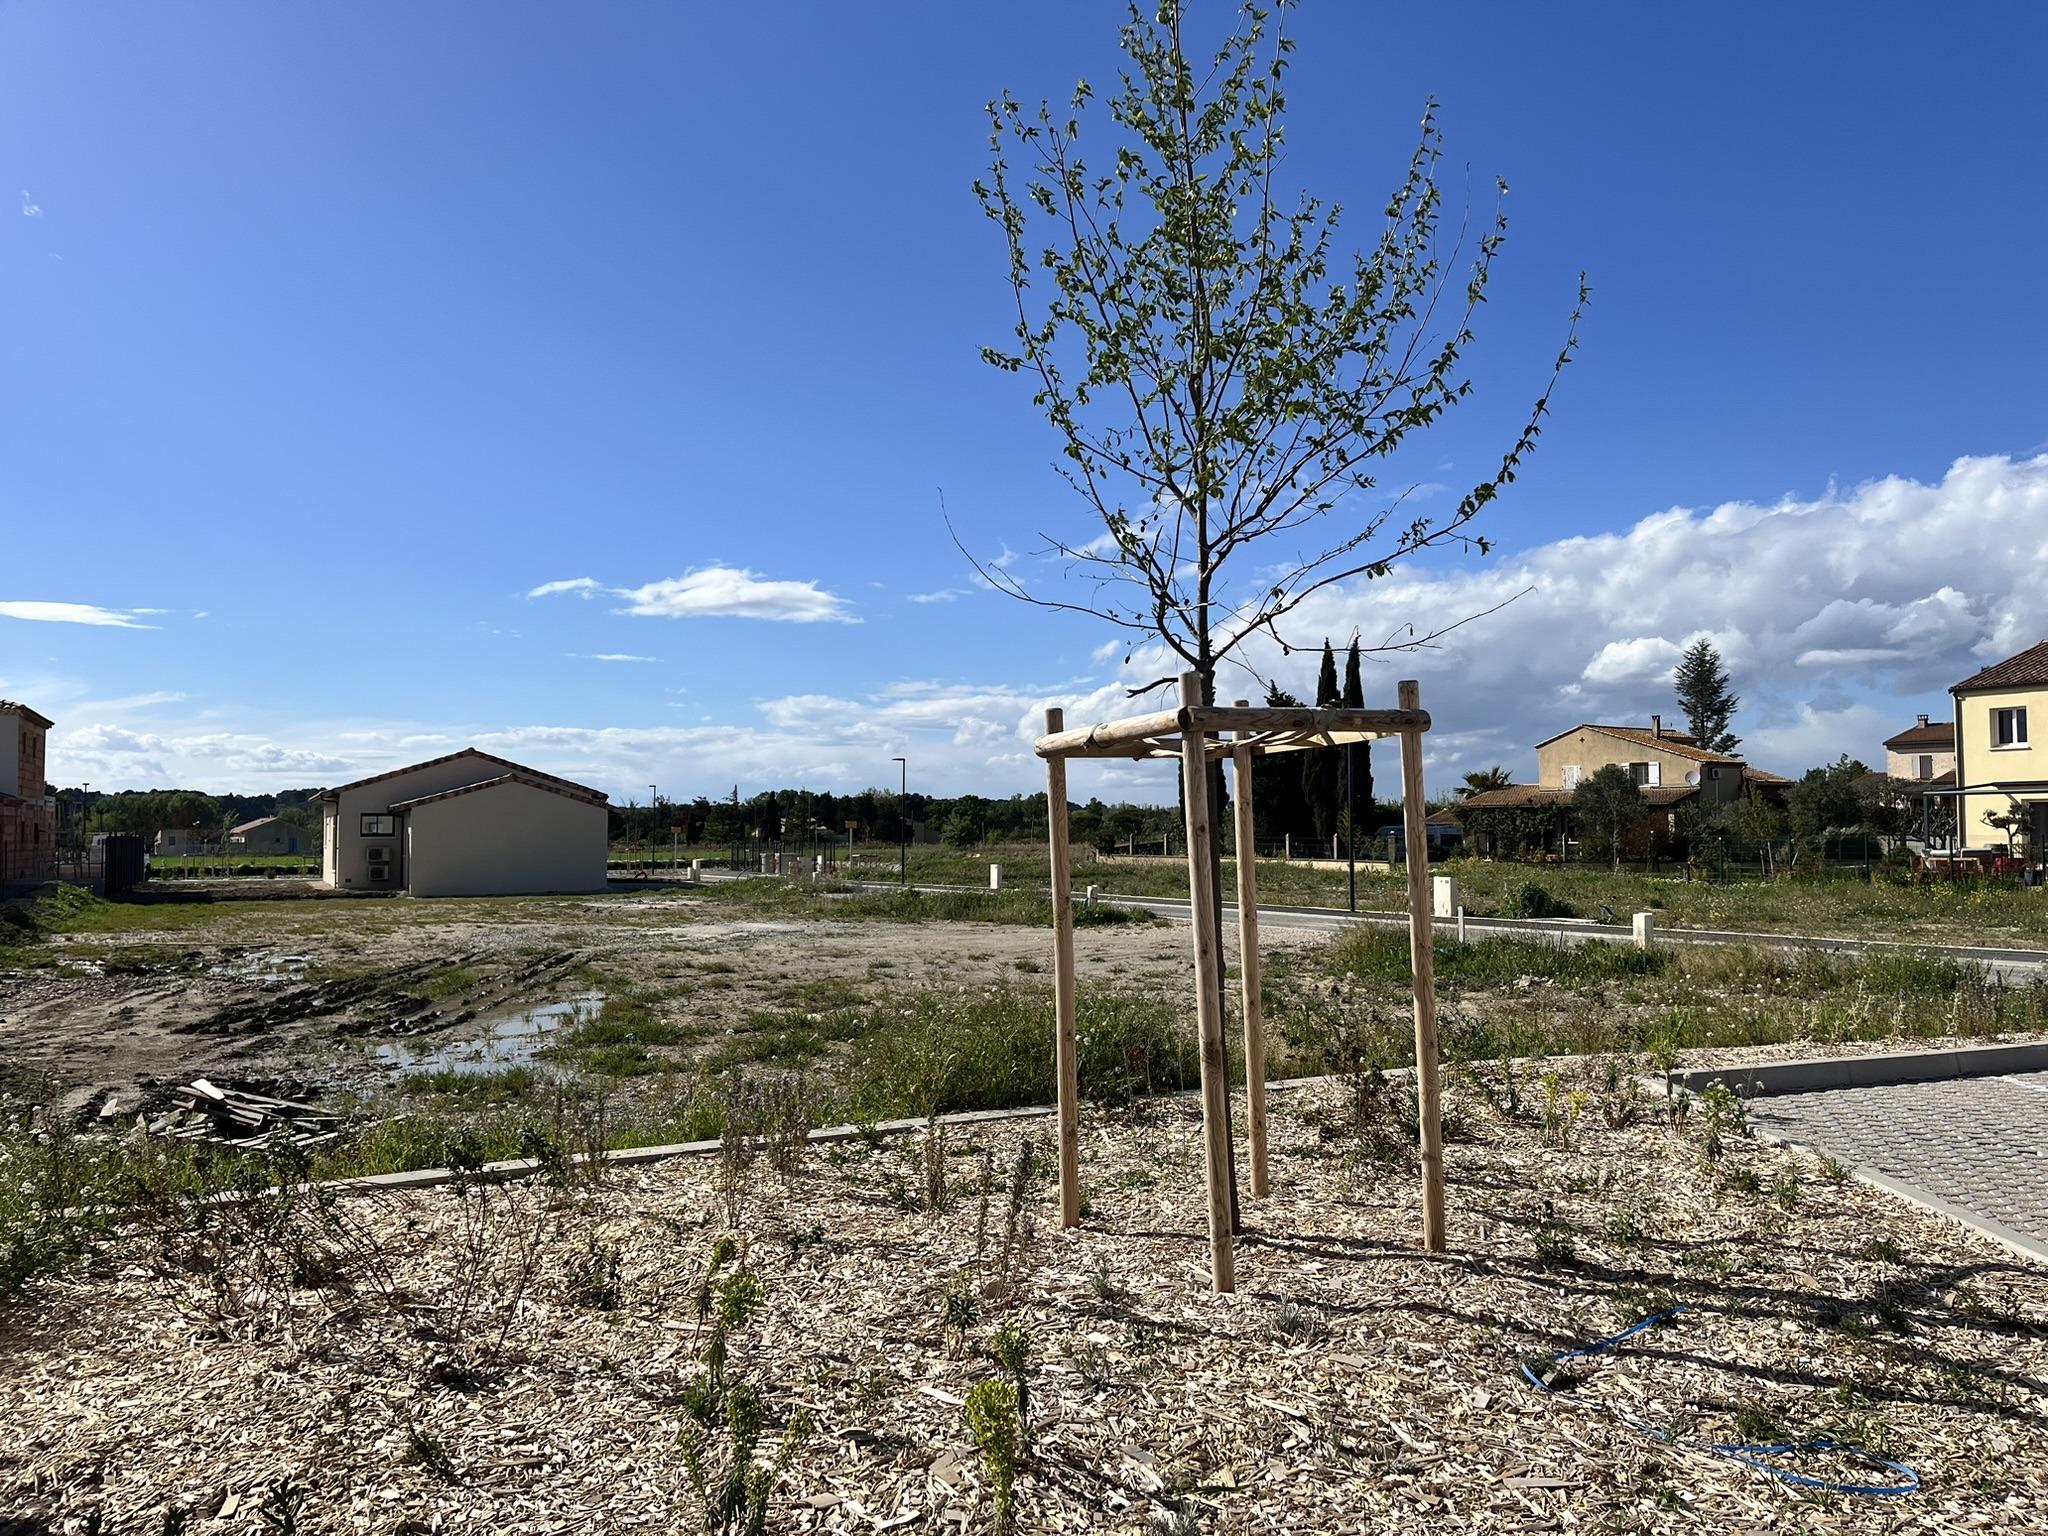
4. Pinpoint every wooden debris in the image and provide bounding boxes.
[146,1077,343,1149]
